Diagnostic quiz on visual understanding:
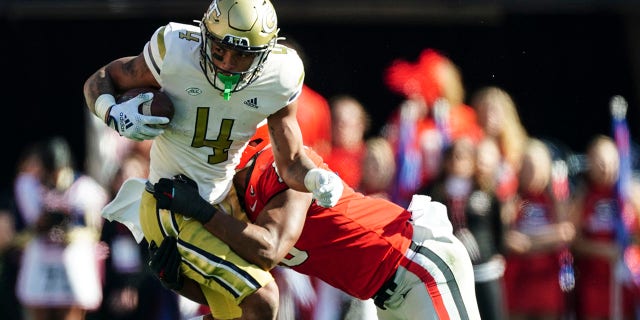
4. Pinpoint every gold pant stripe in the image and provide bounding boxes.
[158,206,179,237]
[178,239,261,297]
[138,191,273,319]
